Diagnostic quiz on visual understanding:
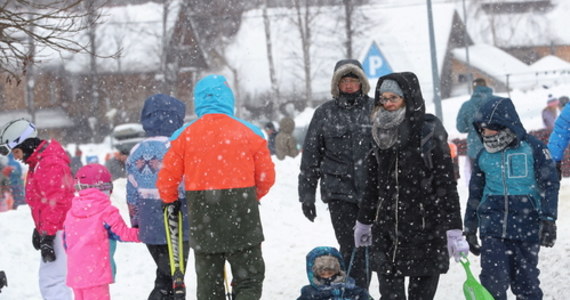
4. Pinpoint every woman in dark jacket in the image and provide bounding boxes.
[354,72,467,299]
